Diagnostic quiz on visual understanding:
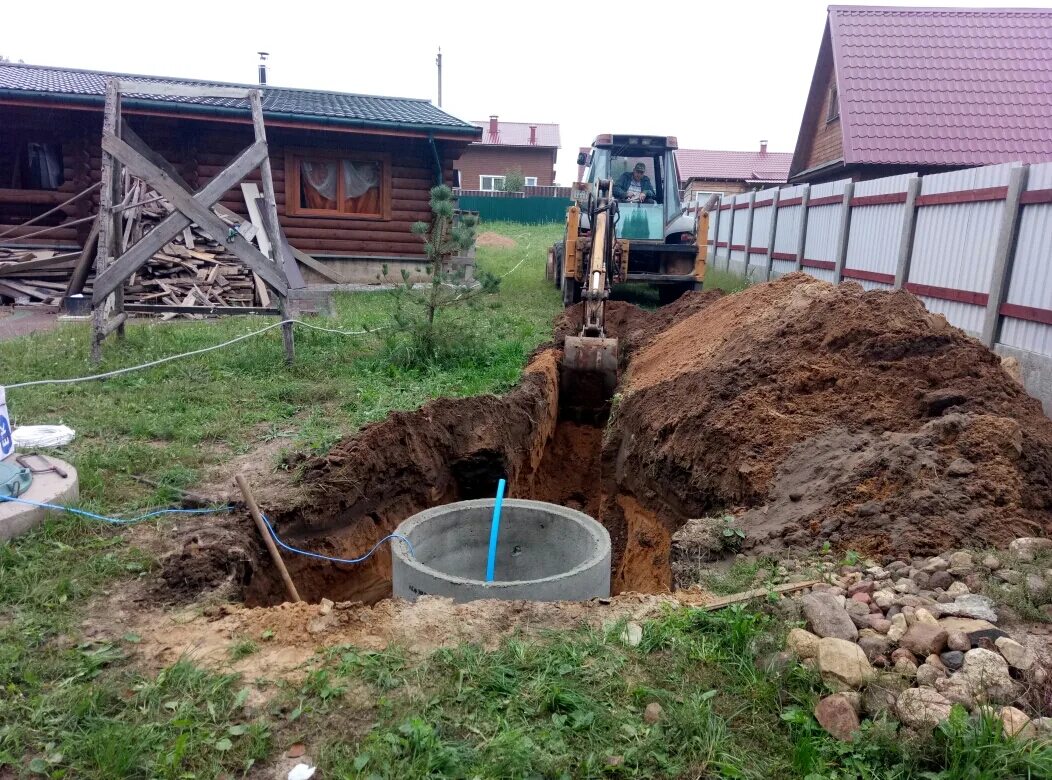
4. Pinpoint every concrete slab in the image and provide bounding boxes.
[0,454,78,541]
